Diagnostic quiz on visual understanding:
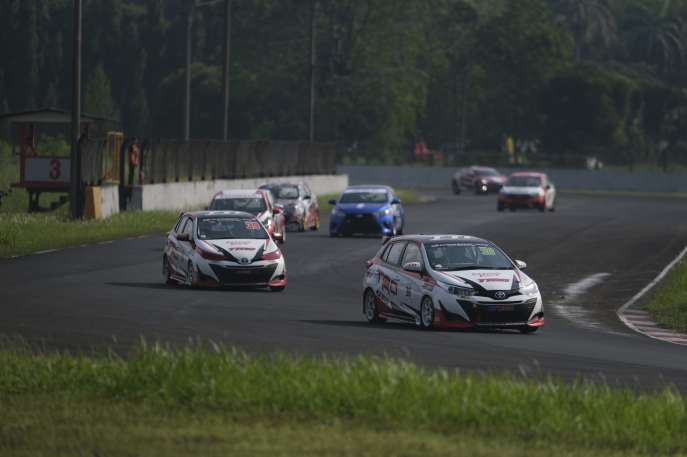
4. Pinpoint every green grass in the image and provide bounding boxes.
[1,340,687,456]
[642,259,687,334]
[318,189,420,210]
